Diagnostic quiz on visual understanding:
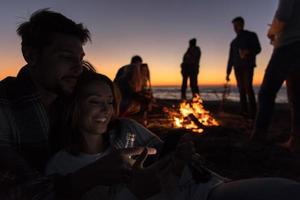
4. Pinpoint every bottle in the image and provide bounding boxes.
[125,132,136,148]
[125,132,136,159]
